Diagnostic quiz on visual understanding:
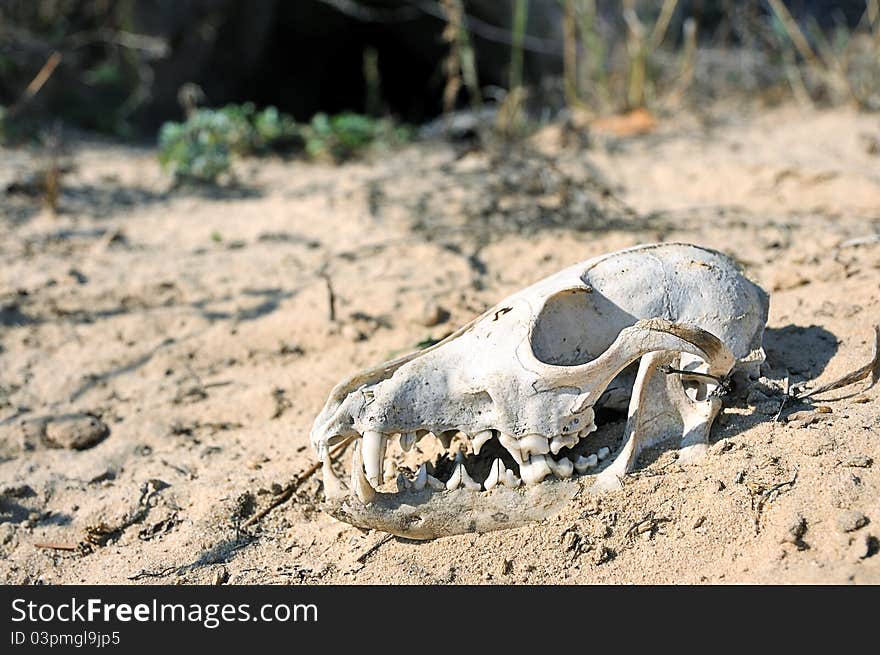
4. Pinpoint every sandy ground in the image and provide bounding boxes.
[1,104,878,584]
